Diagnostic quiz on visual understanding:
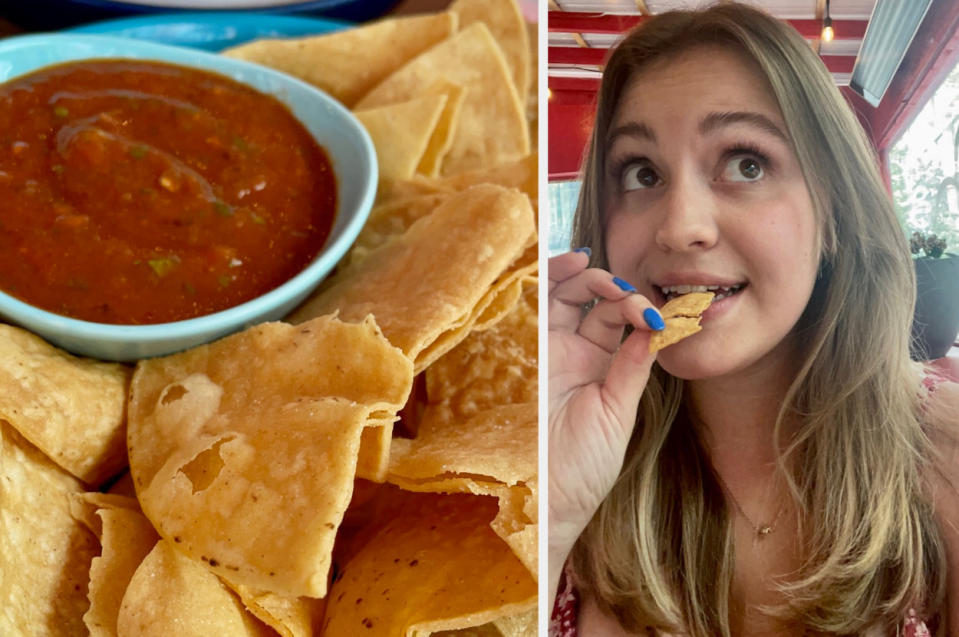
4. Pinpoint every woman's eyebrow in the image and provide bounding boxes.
[700,111,789,142]
[606,121,656,149]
